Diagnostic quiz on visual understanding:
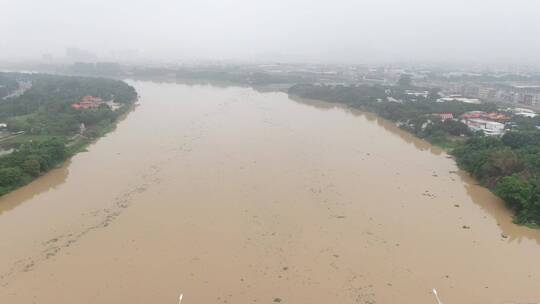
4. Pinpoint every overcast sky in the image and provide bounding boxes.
[1,0,539,65]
